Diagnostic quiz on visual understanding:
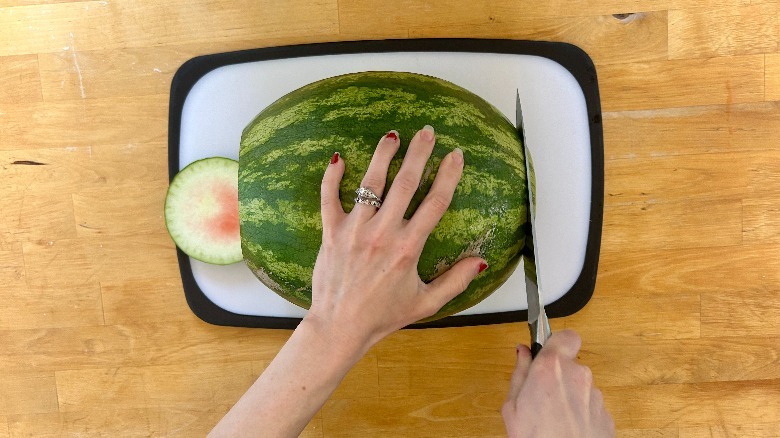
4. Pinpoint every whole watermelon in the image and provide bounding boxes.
[239,71,528,322]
